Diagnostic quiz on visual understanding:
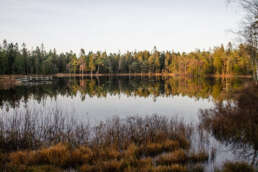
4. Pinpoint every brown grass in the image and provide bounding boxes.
[157,149,187,165]
[150,164,187,172]
[138,139,180,157]
[188,151,209,163]
[156,149,209,166]
[0,111,210,171]
[5,142,209,171]
[215,161,255,172]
